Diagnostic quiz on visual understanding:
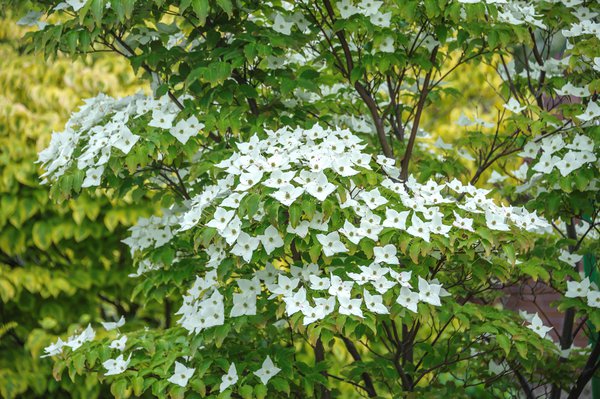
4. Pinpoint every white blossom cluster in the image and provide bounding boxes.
[37,92,203,187]
[522,134,596,177]
[120,125,552,336]
[122,213,180,255]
